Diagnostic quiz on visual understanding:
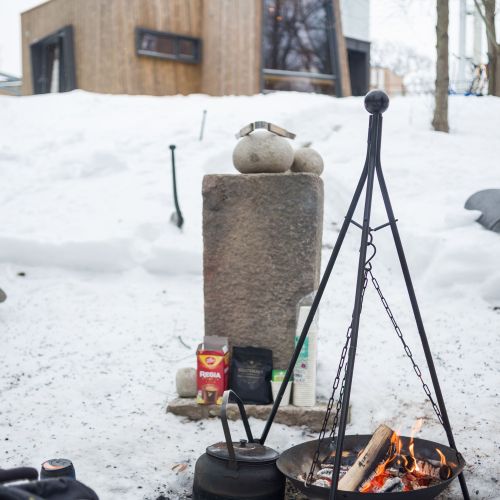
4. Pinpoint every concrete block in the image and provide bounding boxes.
[202,173,323,369]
